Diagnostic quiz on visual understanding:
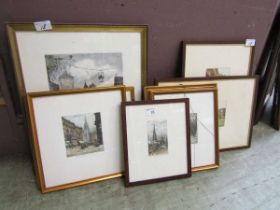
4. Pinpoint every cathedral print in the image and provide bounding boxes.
[61,112,104,157]
[147,120,168,156]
